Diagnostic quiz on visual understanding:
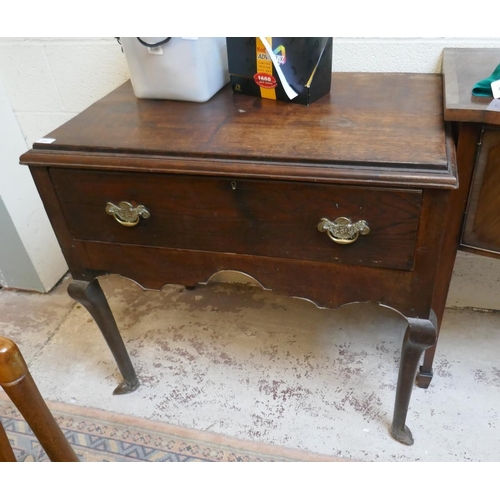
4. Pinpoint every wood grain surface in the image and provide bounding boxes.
[443,48,500,125]
[23,74,448,171]
[462,127,500,253]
